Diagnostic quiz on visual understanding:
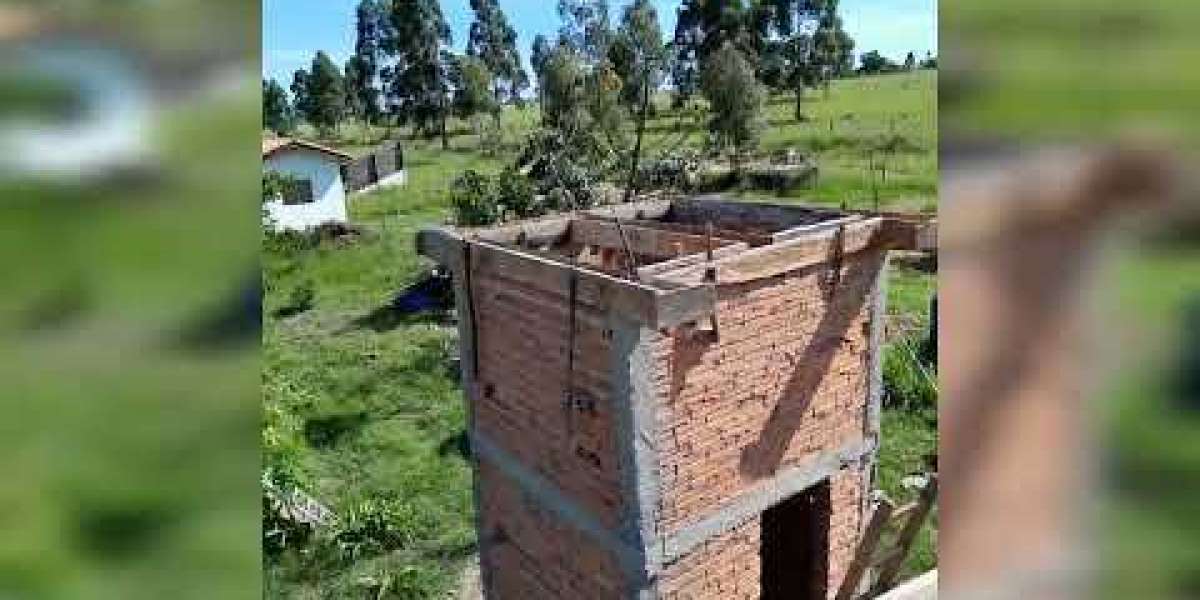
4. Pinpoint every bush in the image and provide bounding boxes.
[493,166,540,219]
[449,170,499,226]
